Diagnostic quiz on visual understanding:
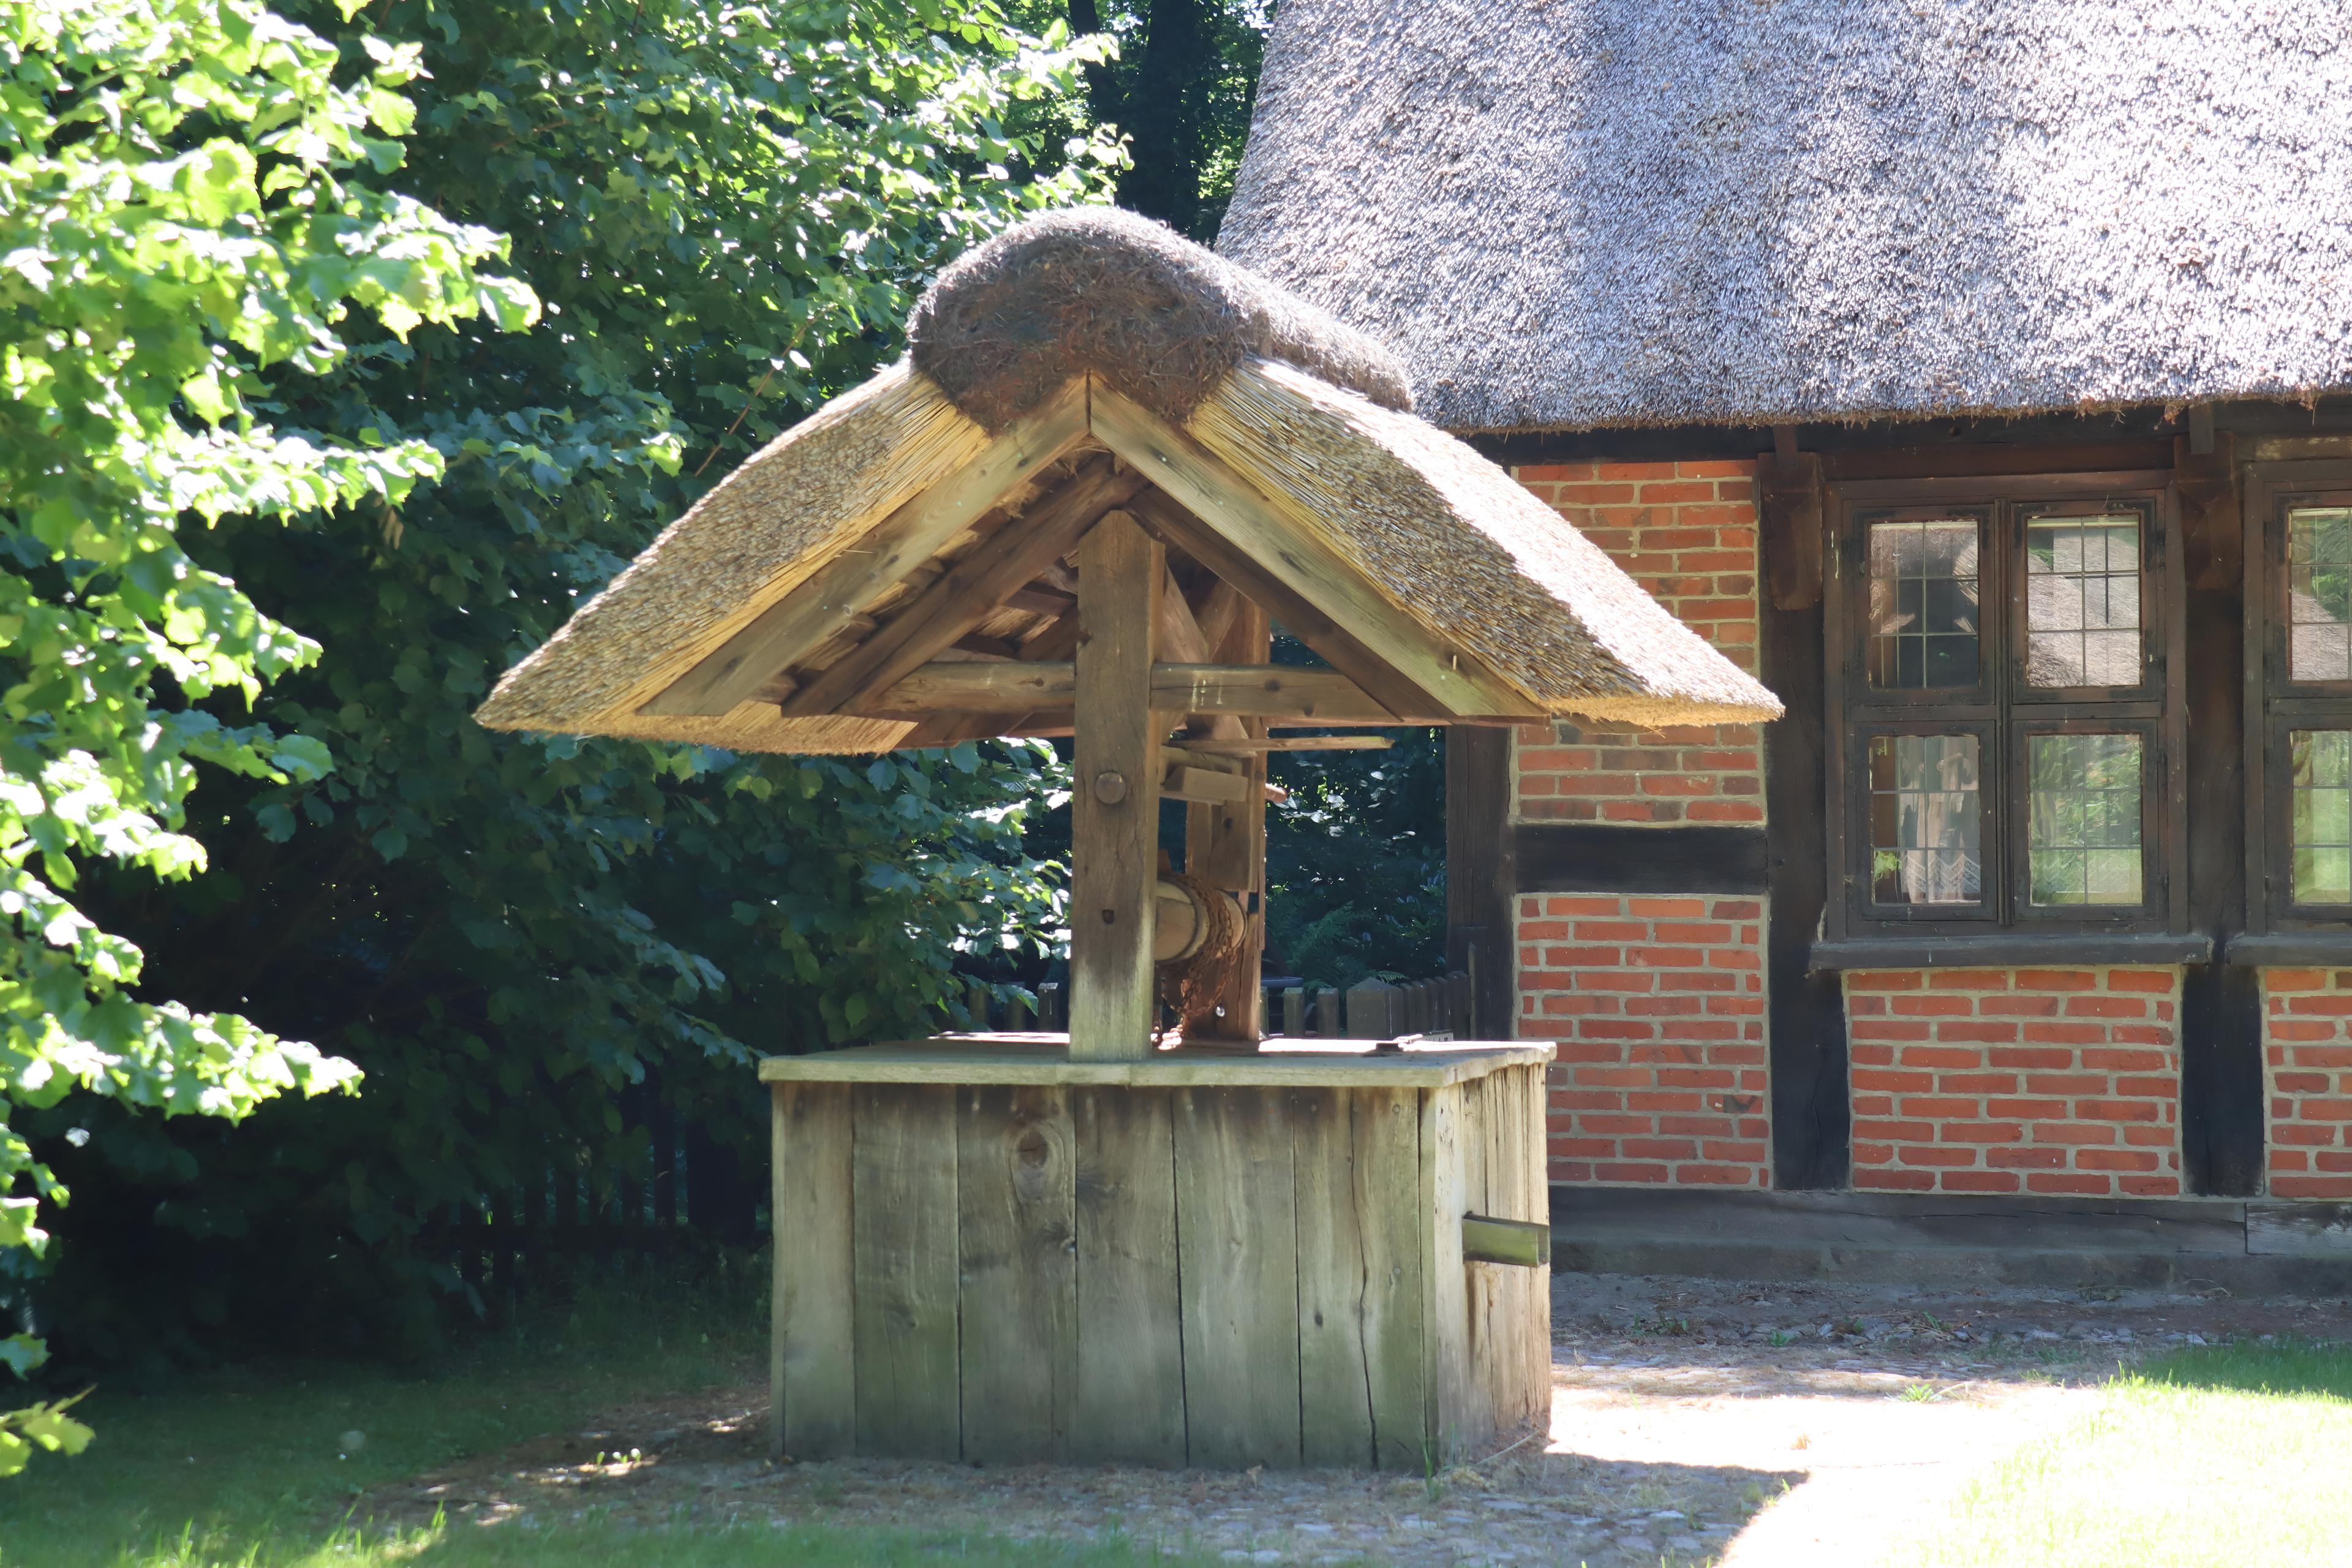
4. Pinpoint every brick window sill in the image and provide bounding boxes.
[1809,932,2215,971]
